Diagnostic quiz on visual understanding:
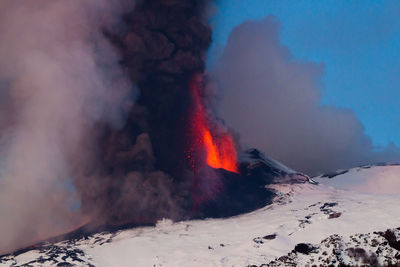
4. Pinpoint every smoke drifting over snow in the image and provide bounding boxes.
[0,0,215,254]
[213,17,400,176]
[0,0,134,254]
